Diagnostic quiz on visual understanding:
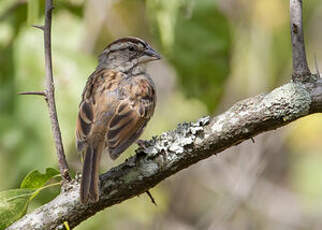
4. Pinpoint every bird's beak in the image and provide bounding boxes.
[144,47,161,60]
